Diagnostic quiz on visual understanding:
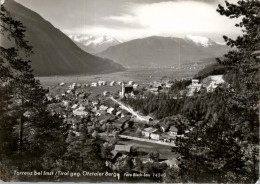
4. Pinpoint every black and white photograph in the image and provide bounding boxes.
[0,0,259,183]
